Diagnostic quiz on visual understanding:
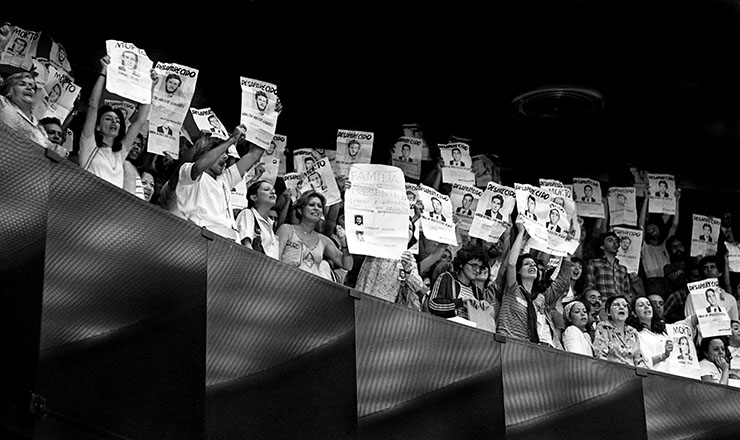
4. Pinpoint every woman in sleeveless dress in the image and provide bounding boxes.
[276,191,353,281]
